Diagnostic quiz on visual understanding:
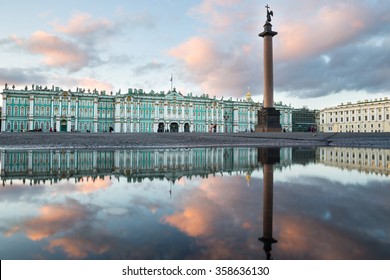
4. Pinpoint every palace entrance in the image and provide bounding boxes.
[60,120,67,132]
[158,122,165,132]
[170,122,179,132]
[184,123,190,132]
